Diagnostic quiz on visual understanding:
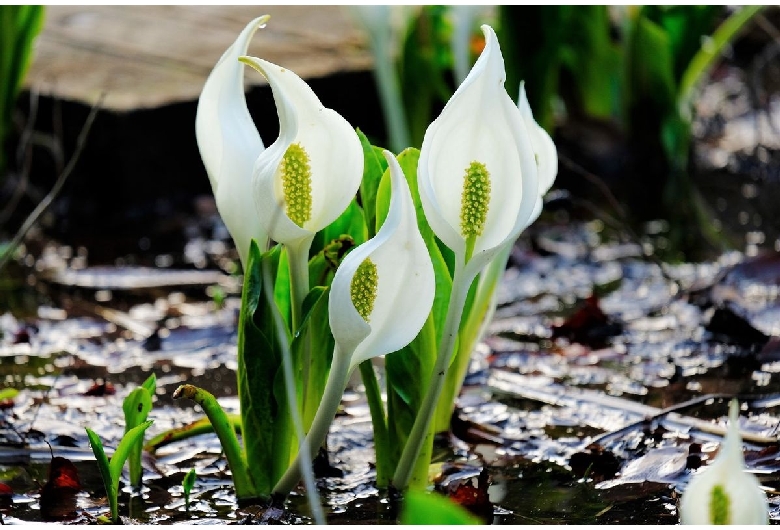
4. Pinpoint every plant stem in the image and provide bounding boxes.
[393,260,474,490]
[358,360,391,486]
[434,243,509,432]
[285,236,314,415]
[172,385,256,500]
[260,258,324,524]
[273,347,351,496]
